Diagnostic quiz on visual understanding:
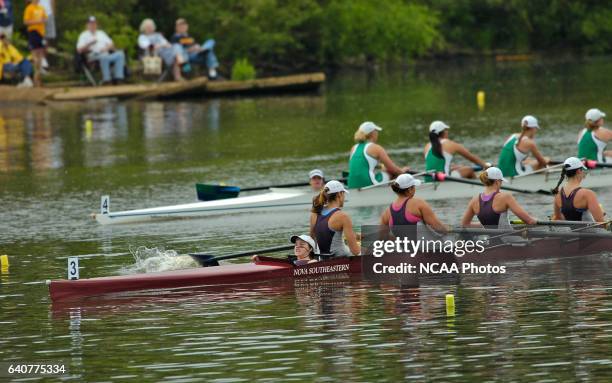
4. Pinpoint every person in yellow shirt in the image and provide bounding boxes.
[23,0,46,86]
[0,32,33,87]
